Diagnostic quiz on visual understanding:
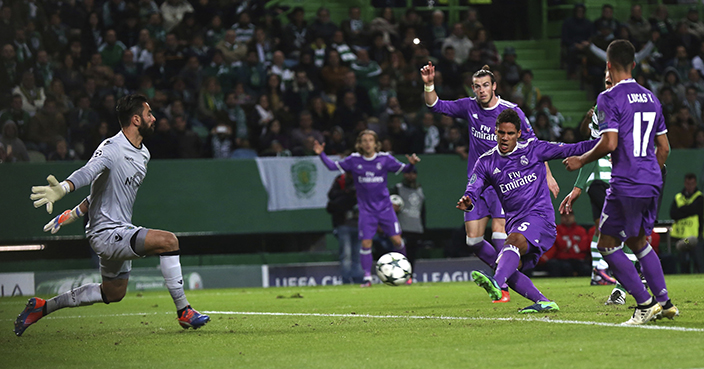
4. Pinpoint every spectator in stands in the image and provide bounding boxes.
[56,54,85,98]
[426,10,448,58]
[268,50,294,85]
[650,5,674,41]
[137,0,160,25]
[118,11,141,48]
[85,53,114,90]
[248,27,276,67]
[291,110,324,155]
[411,112,440,154]
[350,49,382,91]
[442,23,473,65]
[497,46,522,87]
[396,66,423,114]
[67,94,99,158]
[285,69,317,116]
[531,95,564,139]
[258,119,290,155]
[204,50,236,94]
[473,28,499,66]
[232,12,256,44]
[693,129,704,149]
[626,4,651,46]
[462,7,484,41]
[172,114,201,158]
[386,113,409,154]
[321,49,349,96]
[47,79,73,117]
[331,30,357,65]
[13,71,45,116]
[0,94,31,138]
[437,124,468,159]
[653,67,686,101]
[309,7,338,44]
[218,92,248,143]
[205,14,226,48]
[593,4,620,36]
[178,56,203,94]
[12,29,34,71]
[26,98,66,154]
[265,74,289,123]
[369,73,397,115]
[532,111,556,142]
[544,212,590,277]
[341,6,369,50]
[688,68,704,98]
[561,3,592,79]
[513,69,540,113]
[399,8,423,41]
[160,0,194,33]
[333,90,366,133]
[659,86,681,125]
[670,106,698,149]
[0,7,16,49]
[216,29,247,65]
[370,7,399,49]
[198,77,225,128]
[147,117,179,159]
[684,86,703,126]
[44,12,69,57]
[184,34,211,67]
[337,71,373,116]
[251,94,276,138]
[325,126,349,156]
[47,136,78,161]
[0,120,29,162]
[309,95,332,133]
[0,44,22,96]
[99,29,126,69]
[282,7,309,59]
[683,7,704,41]
[208,123,235,159]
